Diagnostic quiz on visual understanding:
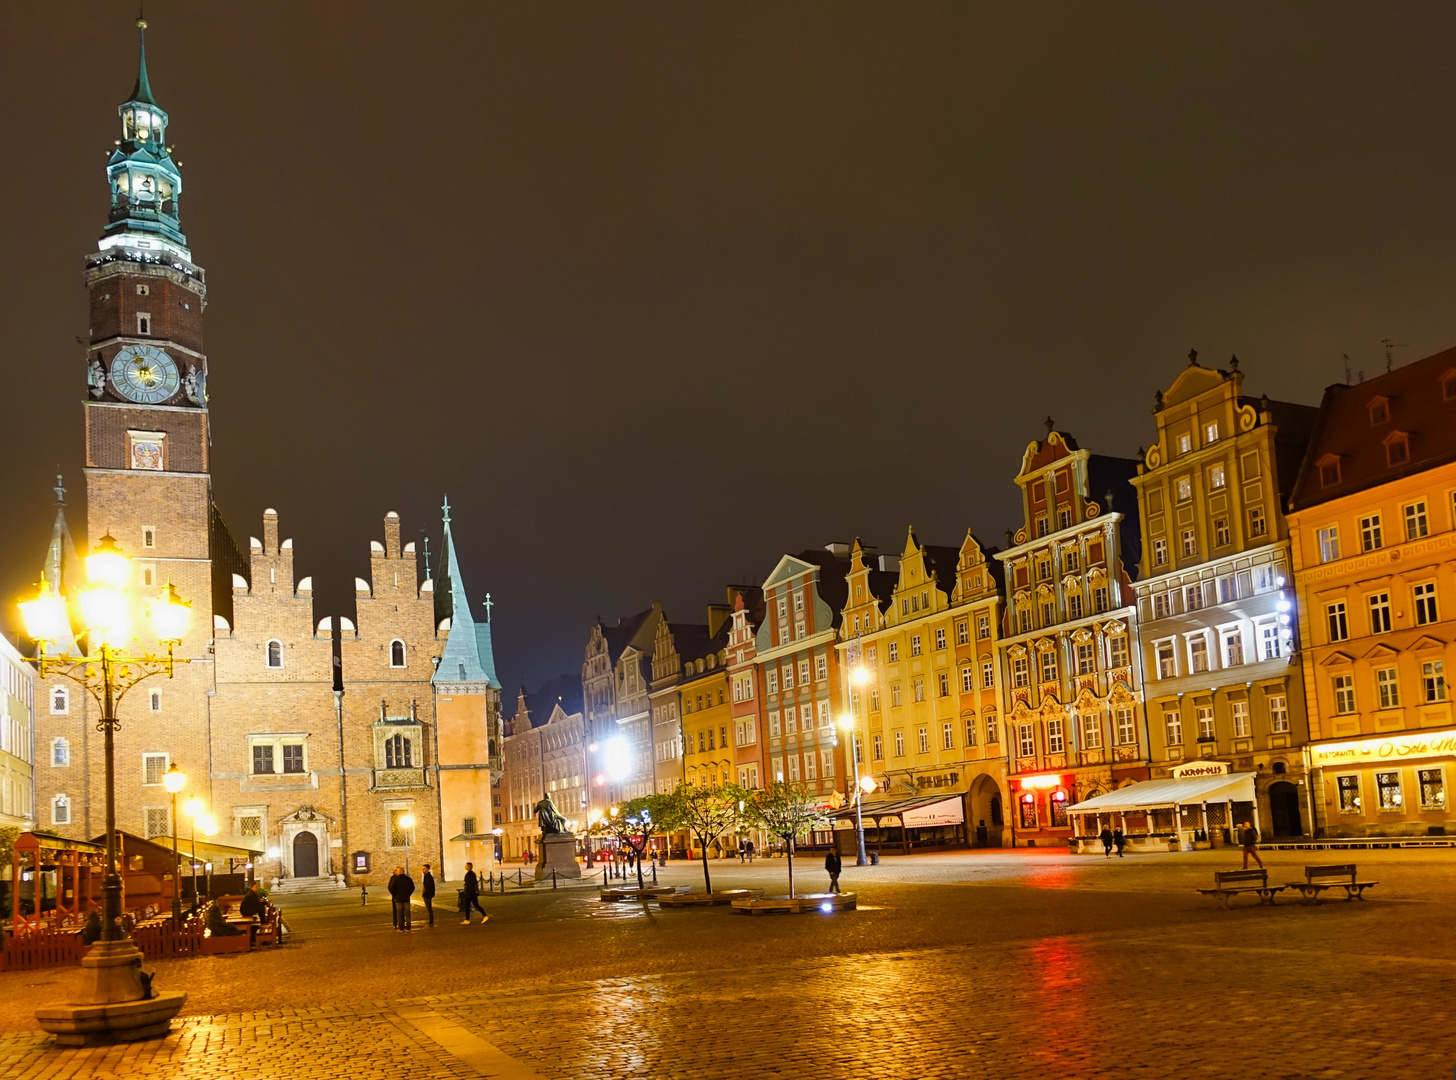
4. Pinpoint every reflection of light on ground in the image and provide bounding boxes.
[1029,937,1088,1067]
[1024,865,1078,889]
